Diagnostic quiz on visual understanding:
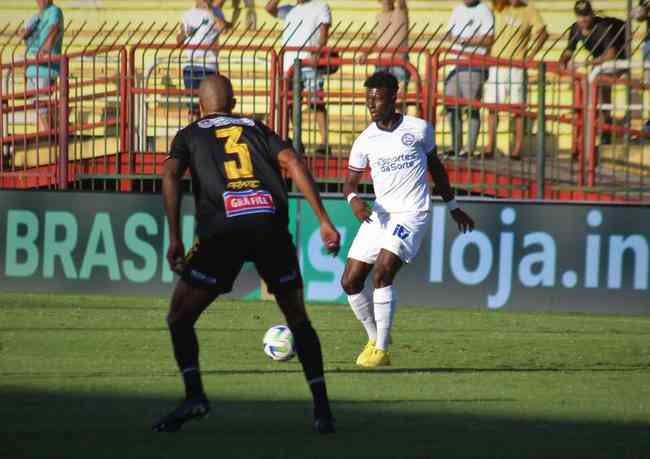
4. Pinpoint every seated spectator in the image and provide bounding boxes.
[22,0,64,134]
[560,0,627,146]
[178,0,230,120]
[484,0,547,160]
[265,0,332,154]
[356,0,411,97]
